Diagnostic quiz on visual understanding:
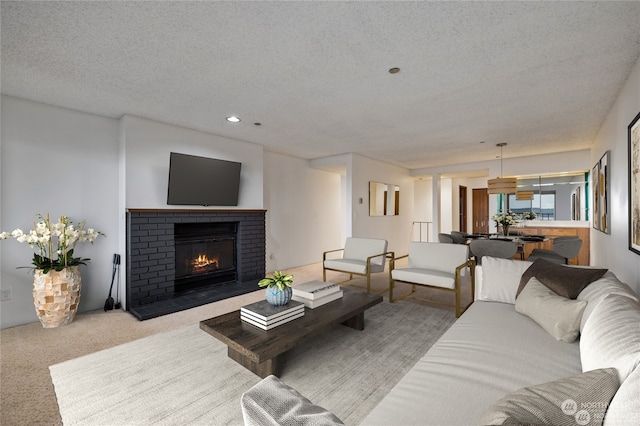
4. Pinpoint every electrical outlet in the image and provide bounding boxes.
[1,287,12,302]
